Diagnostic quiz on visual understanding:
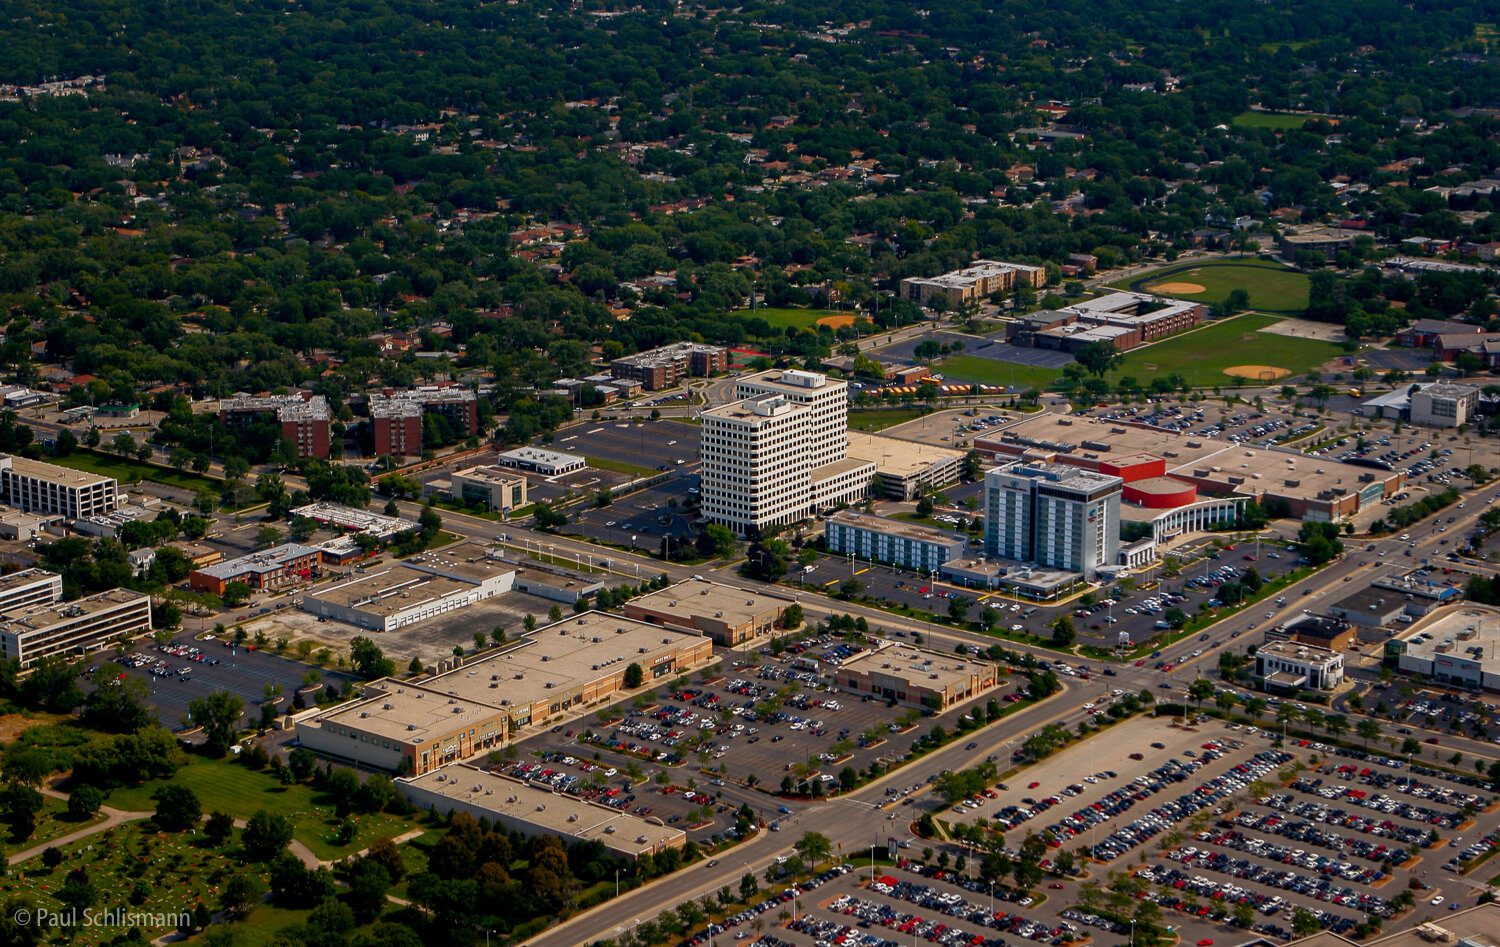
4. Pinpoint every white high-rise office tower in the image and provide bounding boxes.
[984,461,1122,575]
[700,369,875,536]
